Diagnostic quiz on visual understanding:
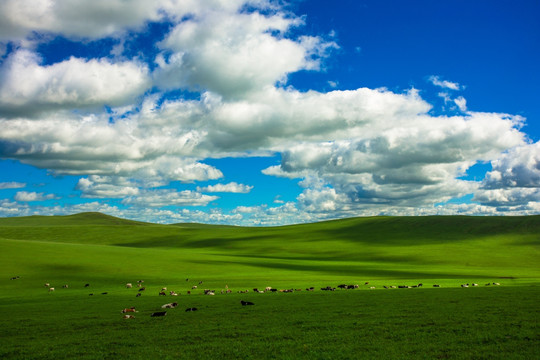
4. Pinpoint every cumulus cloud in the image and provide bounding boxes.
[197,182,253,193]
[122,189,218,207]
[14,191,56,202]
[429,75,461,90]
[155,10,336,98]
[0,50,150,116]
[474,142,540,207]
[0,0,250,42]
[0,182,26,189]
